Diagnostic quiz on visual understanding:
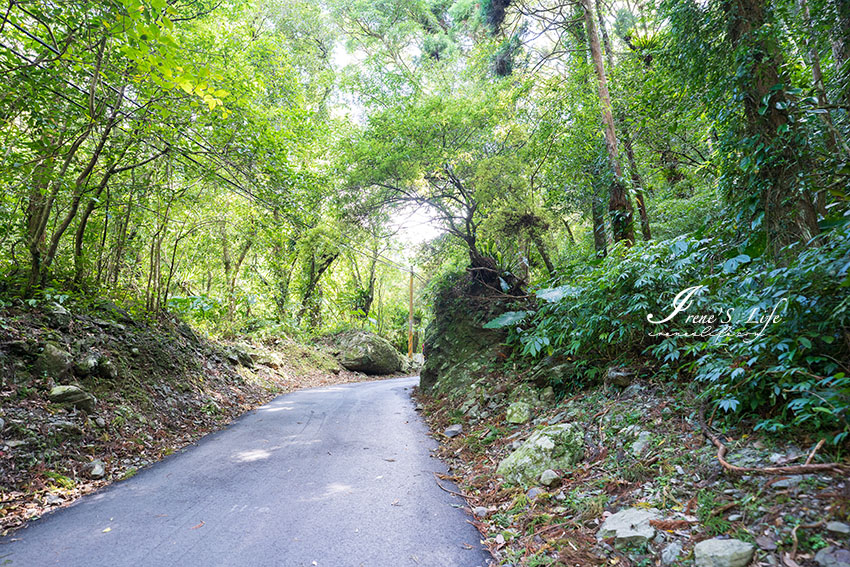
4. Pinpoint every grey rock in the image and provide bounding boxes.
[597,508,660,546]
[75,354,100,376]
[555,492,566,501]
[96,357,118,380]
[496,423,584,486]
[50,420,83,438]
[444,424,463,438]
[755,536,778,551]
[661,542,683,565]
[827,522,850,536]
[631,431,653,456]
[694,538,755,567]
[36,343,73,376]
[0,417,4,431]
[506,402,532,424]
[539,469,560,488]
[130,347,140,356]
[526,487,544,500]
[45,493,64,505]
[95,417,107,428]
[47,302,71,329]
[815,547,850,567]
[472,506,490,518]
[772,475,802,489]
[48,385,96,413]
[605,366,634,387]
[727,514,743,522]
[84,459,106,479]
[337,331,403,375]
[541,386,555,403]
